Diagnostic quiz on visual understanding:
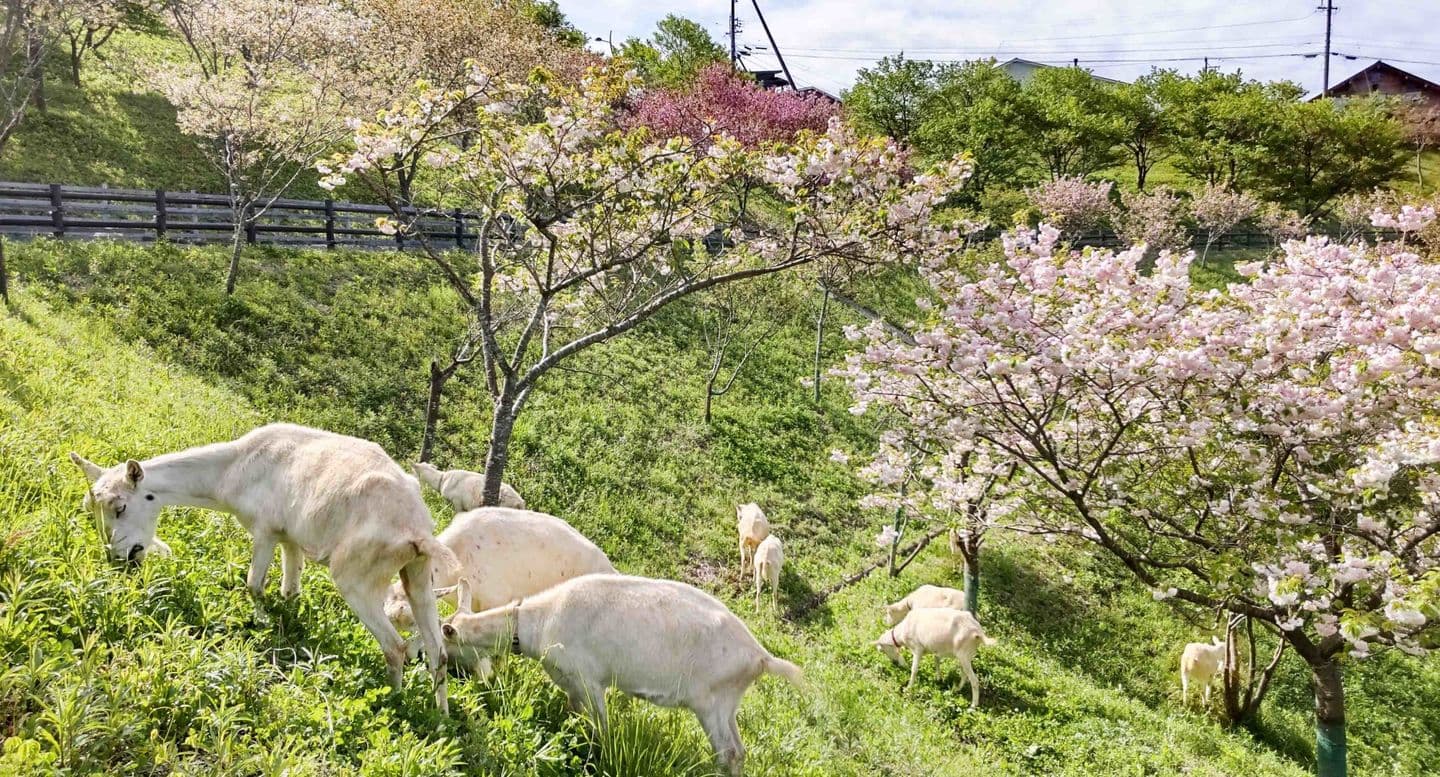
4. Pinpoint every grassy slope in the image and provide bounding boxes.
[0,29,334,199]
[2,240,1436,775]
